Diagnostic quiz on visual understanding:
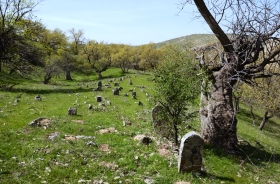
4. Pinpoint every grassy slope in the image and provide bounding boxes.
[0,68,279,184]
[156,34,218,49]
